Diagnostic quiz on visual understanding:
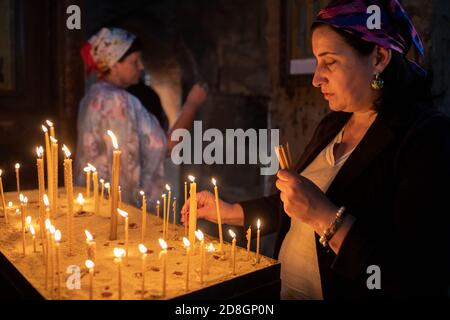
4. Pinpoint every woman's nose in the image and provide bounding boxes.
[312,67,326,88]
